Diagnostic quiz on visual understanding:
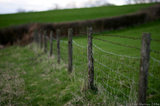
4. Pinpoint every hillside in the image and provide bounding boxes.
[0,3,154,28]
